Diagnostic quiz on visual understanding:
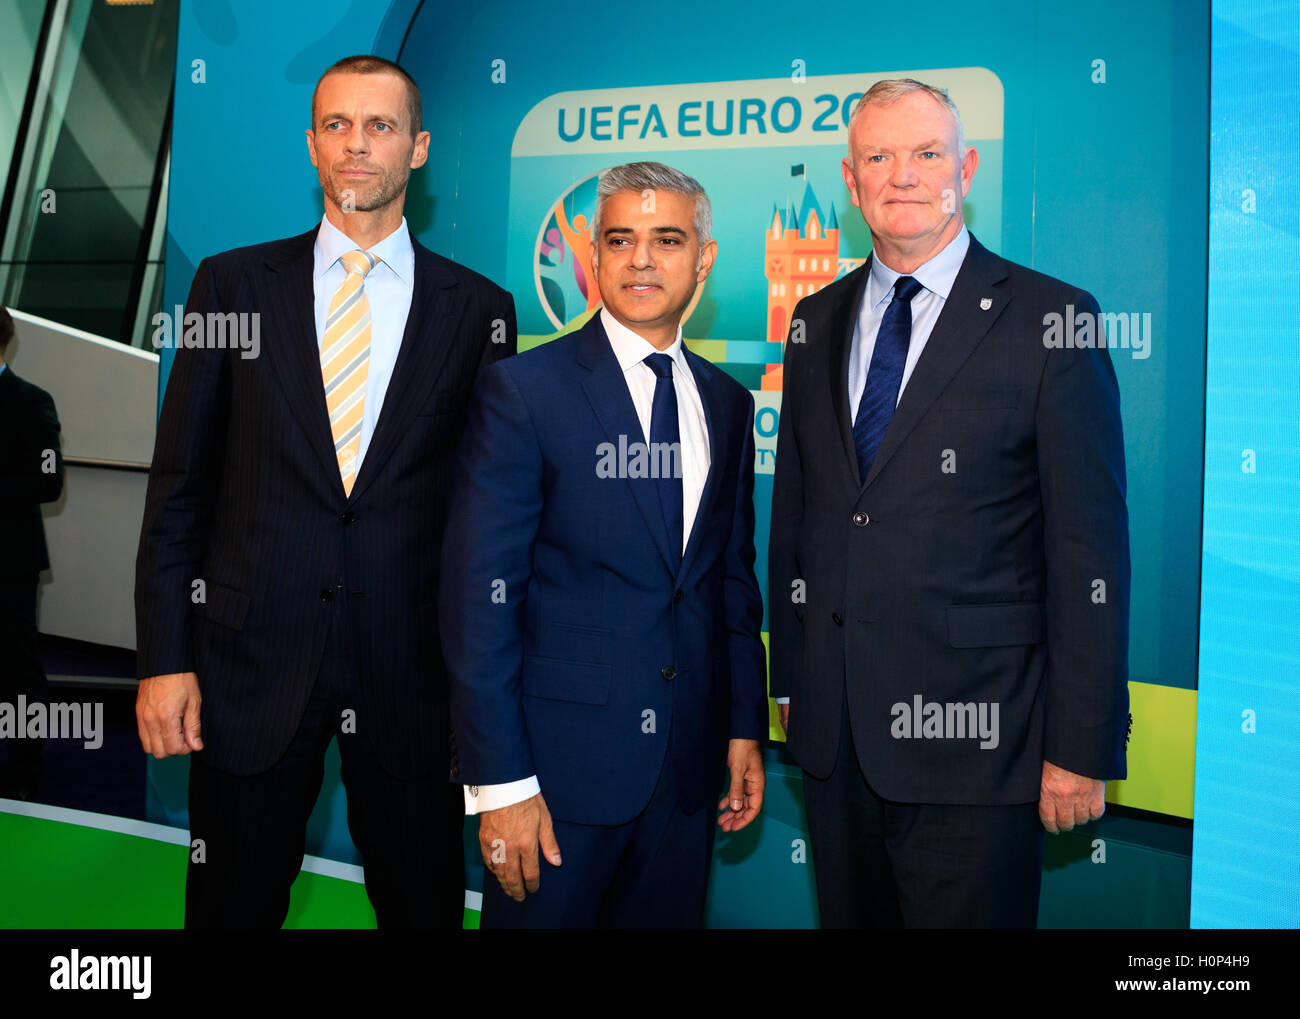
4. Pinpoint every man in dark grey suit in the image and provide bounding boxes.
[135,55,515,928]
[769,79,1130,928]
